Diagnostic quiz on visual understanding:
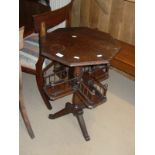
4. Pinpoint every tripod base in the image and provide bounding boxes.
[49,101,90,141]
